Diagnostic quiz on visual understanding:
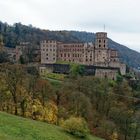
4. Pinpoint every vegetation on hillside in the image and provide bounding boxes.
[0,21,140,68]
[0,112,100,140]
[0,64,140,140]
